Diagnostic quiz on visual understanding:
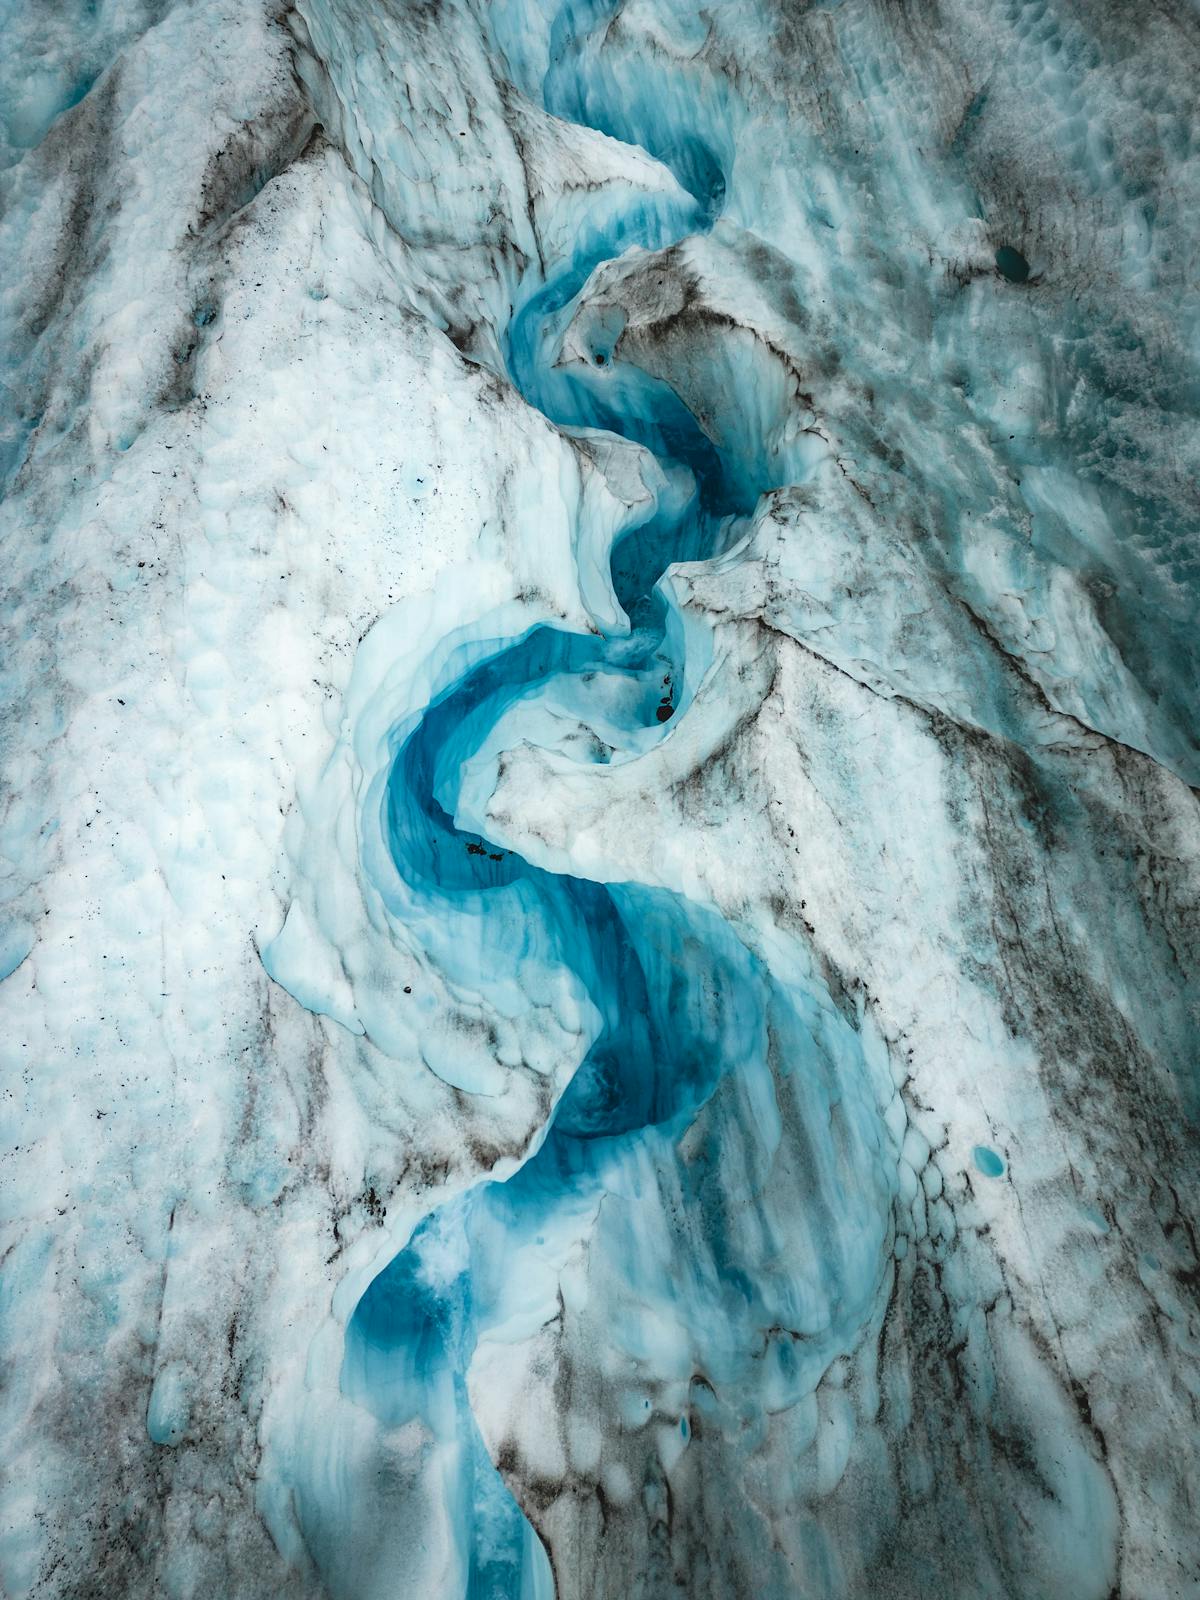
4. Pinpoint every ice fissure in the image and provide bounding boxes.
[2,0,1198,1596]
